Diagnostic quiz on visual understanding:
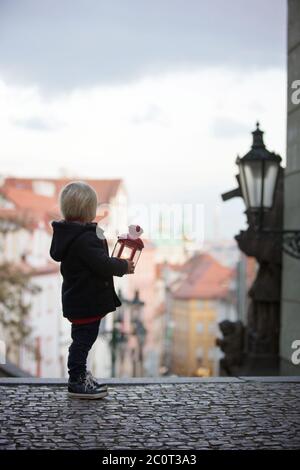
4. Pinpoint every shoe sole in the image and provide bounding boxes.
[68,390,108,400]
[96,385,108,391]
